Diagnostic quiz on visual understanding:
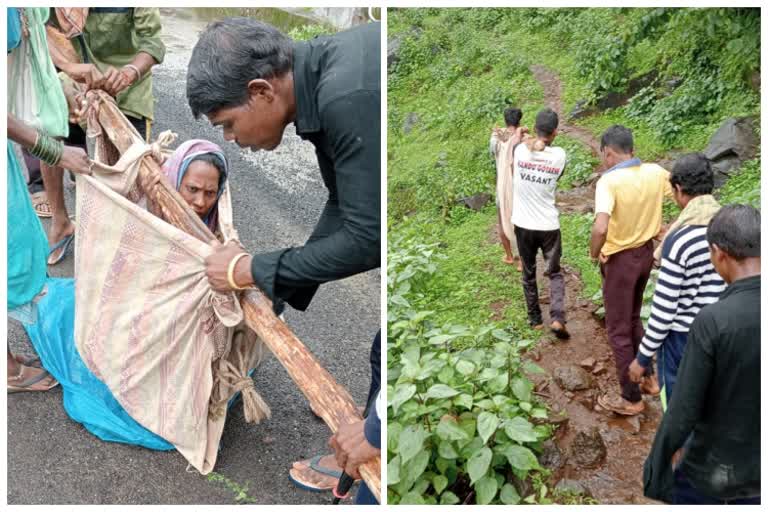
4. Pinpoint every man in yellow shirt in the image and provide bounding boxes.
[590,125,672,416]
